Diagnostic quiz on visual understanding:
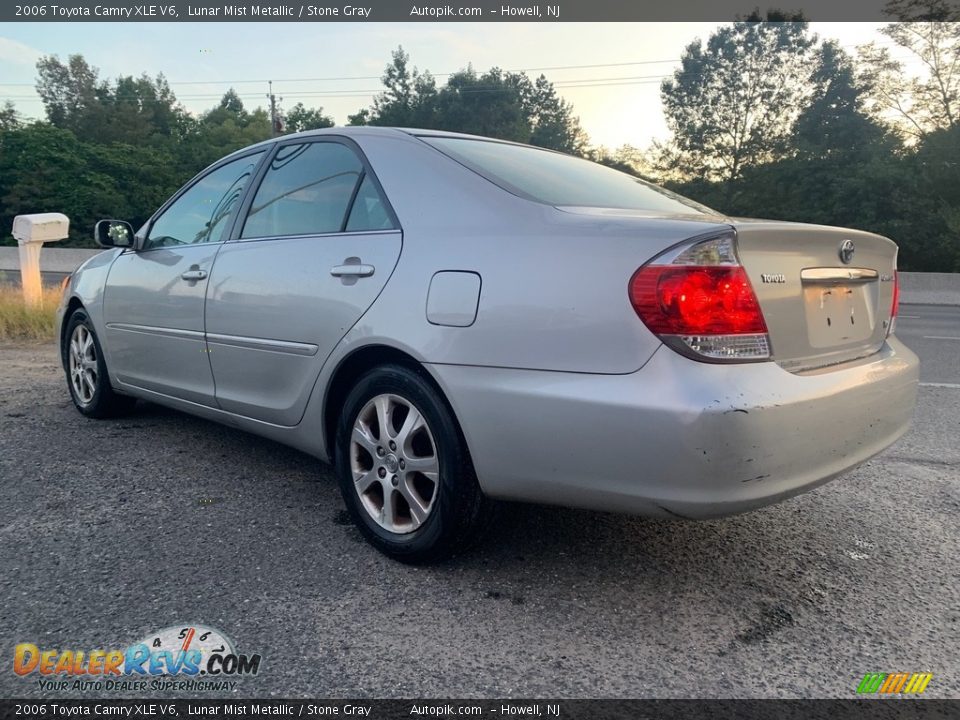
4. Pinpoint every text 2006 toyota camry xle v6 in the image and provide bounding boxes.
[57,128,919,562]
